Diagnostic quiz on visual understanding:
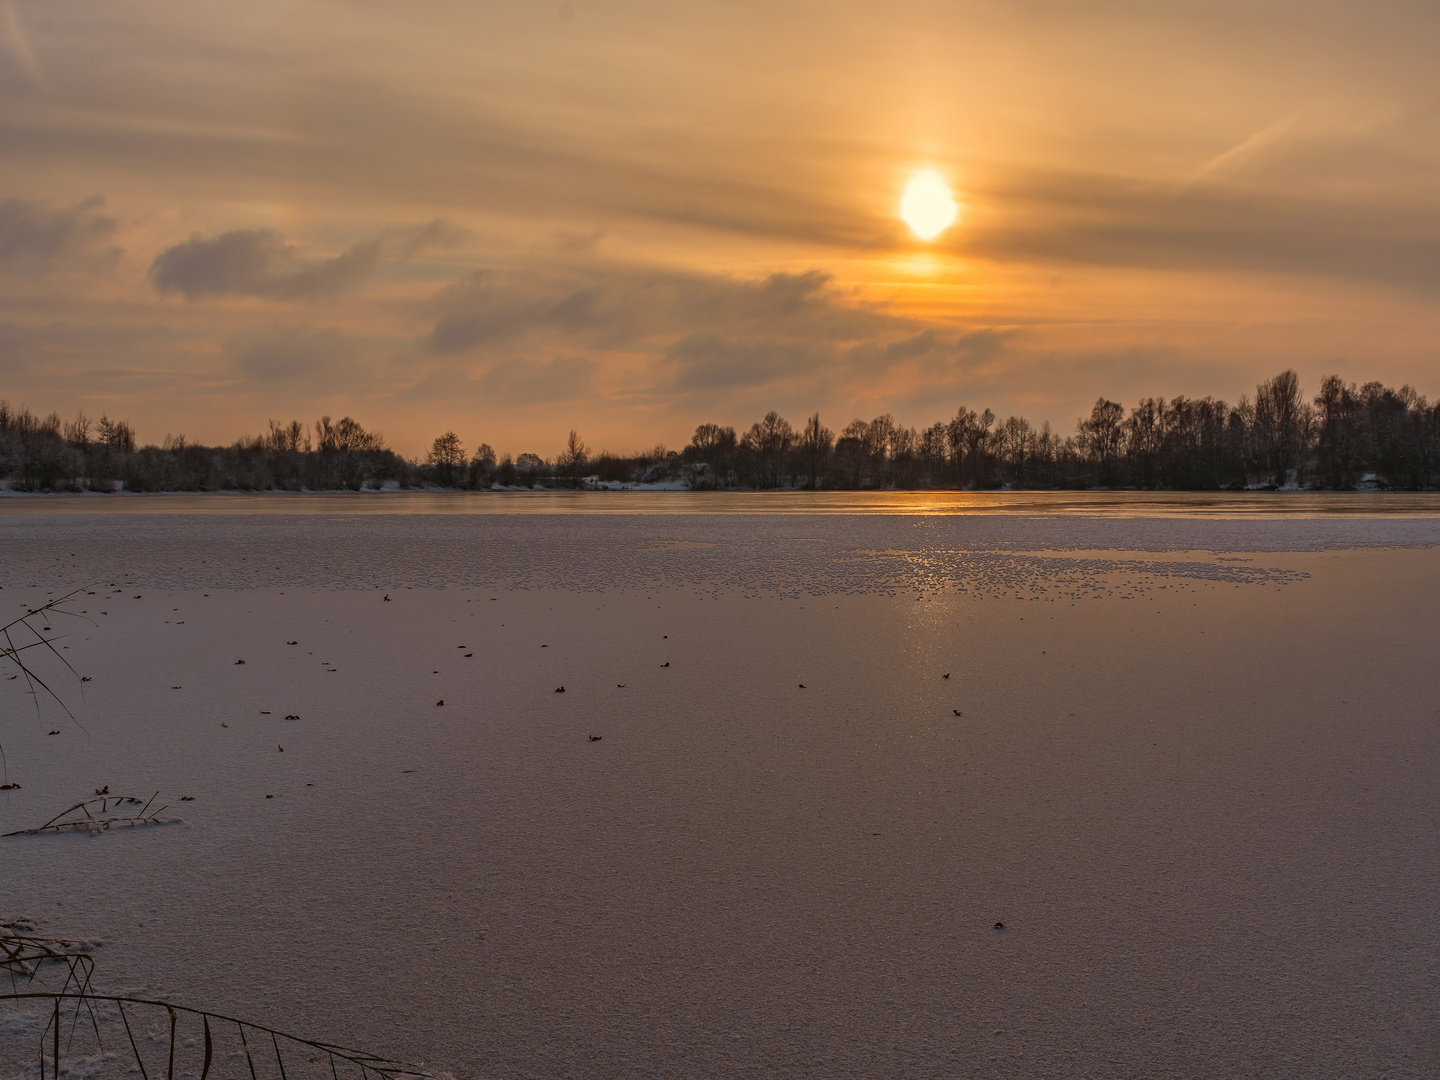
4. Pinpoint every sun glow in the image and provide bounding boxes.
[900,171,959,241]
